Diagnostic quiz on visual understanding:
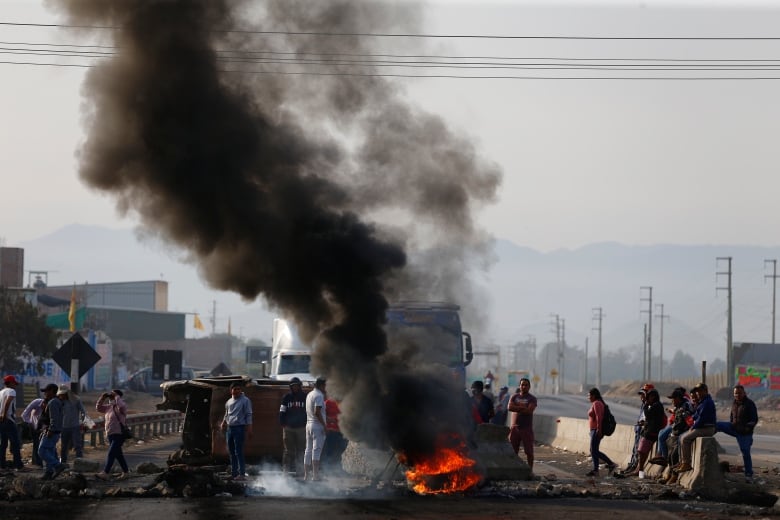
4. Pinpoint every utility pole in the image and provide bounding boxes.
[640,286,653,381]
[716,257,733,387]
[592,307,604,388]
[583,336,589,392]
[655,304,670,382]
[527,335,537,380]
[550,314,562,394]
[765,259,778,344]
[561,318,566,394]
[642,323,647,380]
